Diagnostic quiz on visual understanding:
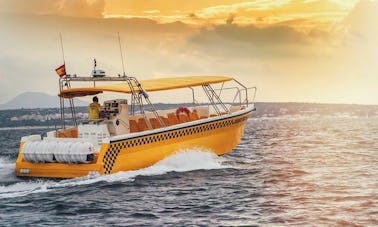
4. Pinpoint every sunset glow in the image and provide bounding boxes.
[0,0,377,104]
[104,0,356,31]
